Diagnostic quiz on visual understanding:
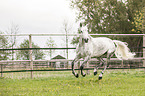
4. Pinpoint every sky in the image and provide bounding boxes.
[0,0,78,33]
[0,0,79,59]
